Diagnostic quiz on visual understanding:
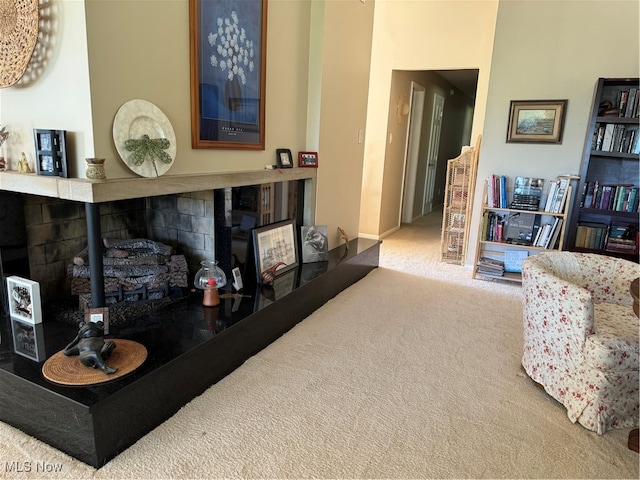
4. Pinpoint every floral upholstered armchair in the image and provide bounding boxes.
[521,251,639,434]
